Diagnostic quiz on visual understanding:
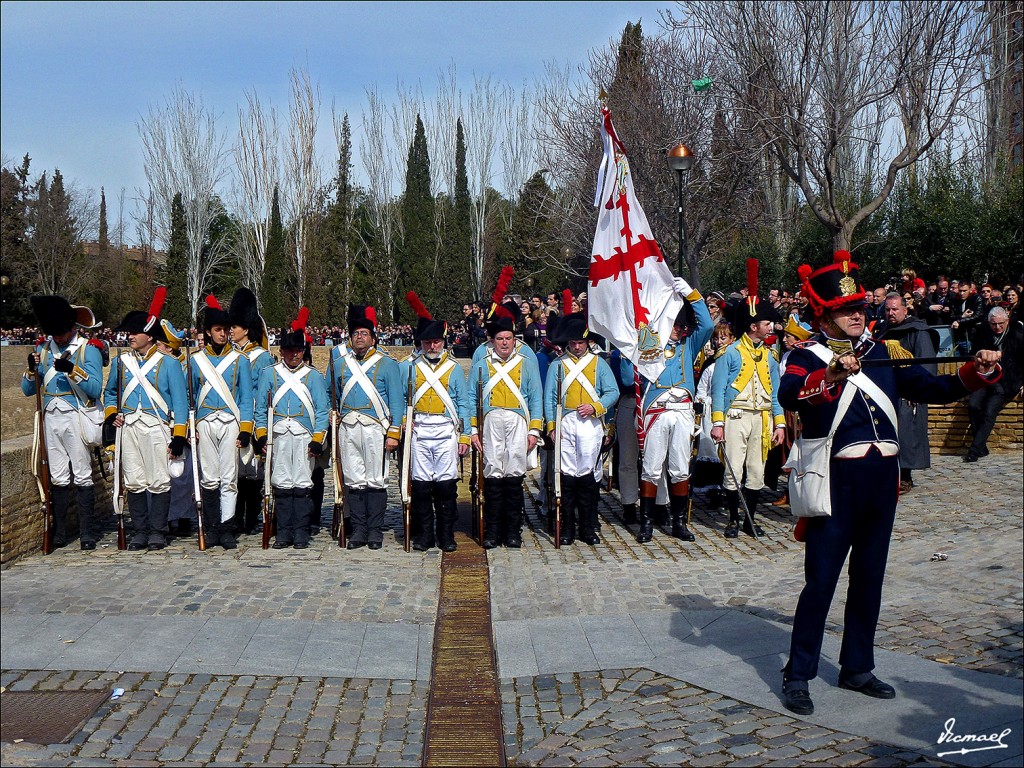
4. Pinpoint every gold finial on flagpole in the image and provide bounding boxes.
[598,87,608,102]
